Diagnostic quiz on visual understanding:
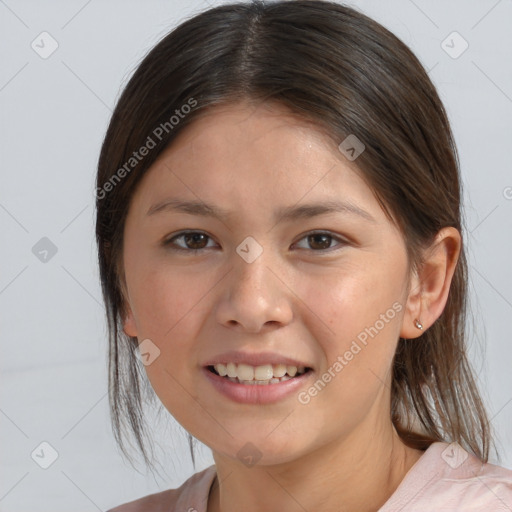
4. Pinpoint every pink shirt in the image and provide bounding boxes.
[108,441,512,511]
